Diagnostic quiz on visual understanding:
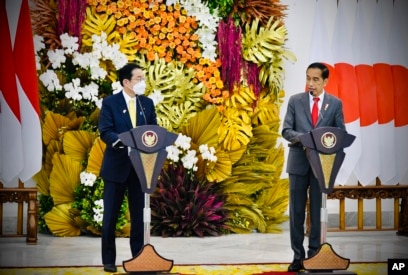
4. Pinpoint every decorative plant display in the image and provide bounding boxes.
[32,0,295,237]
